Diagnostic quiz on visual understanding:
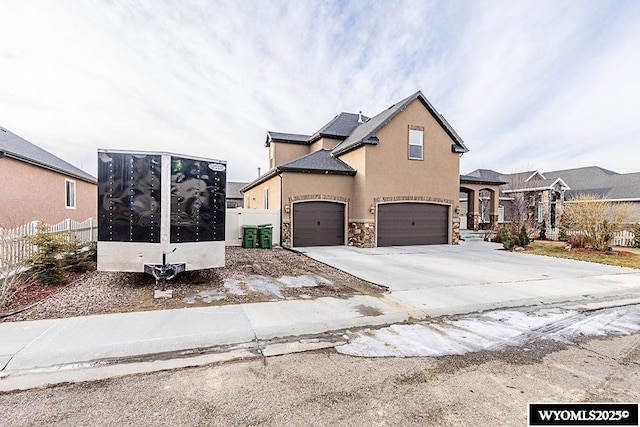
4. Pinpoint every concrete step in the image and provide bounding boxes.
[459,230,495,242]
